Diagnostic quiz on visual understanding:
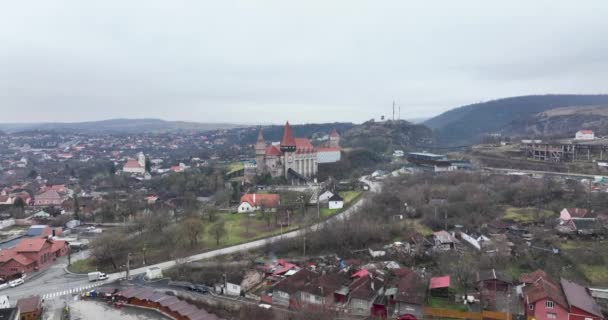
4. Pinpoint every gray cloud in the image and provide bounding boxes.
[1,1,607,124]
